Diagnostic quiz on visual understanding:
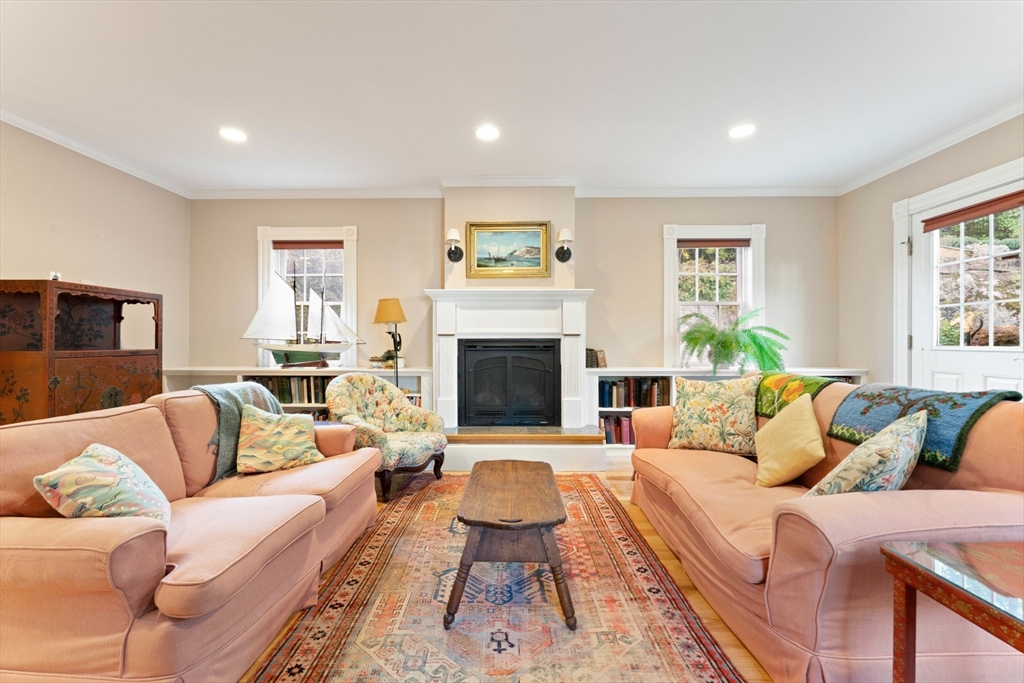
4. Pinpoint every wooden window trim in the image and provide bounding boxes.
[272,240,345,250]
[676,238,751,249]
[922,190,1024,234]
